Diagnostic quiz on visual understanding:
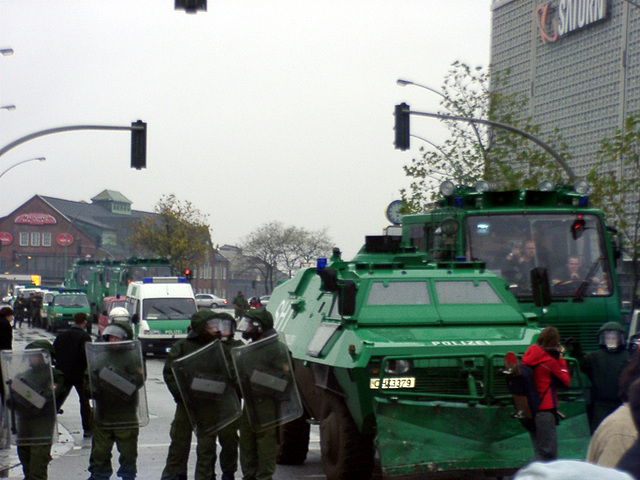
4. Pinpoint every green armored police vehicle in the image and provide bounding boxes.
[268,213,588,479]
